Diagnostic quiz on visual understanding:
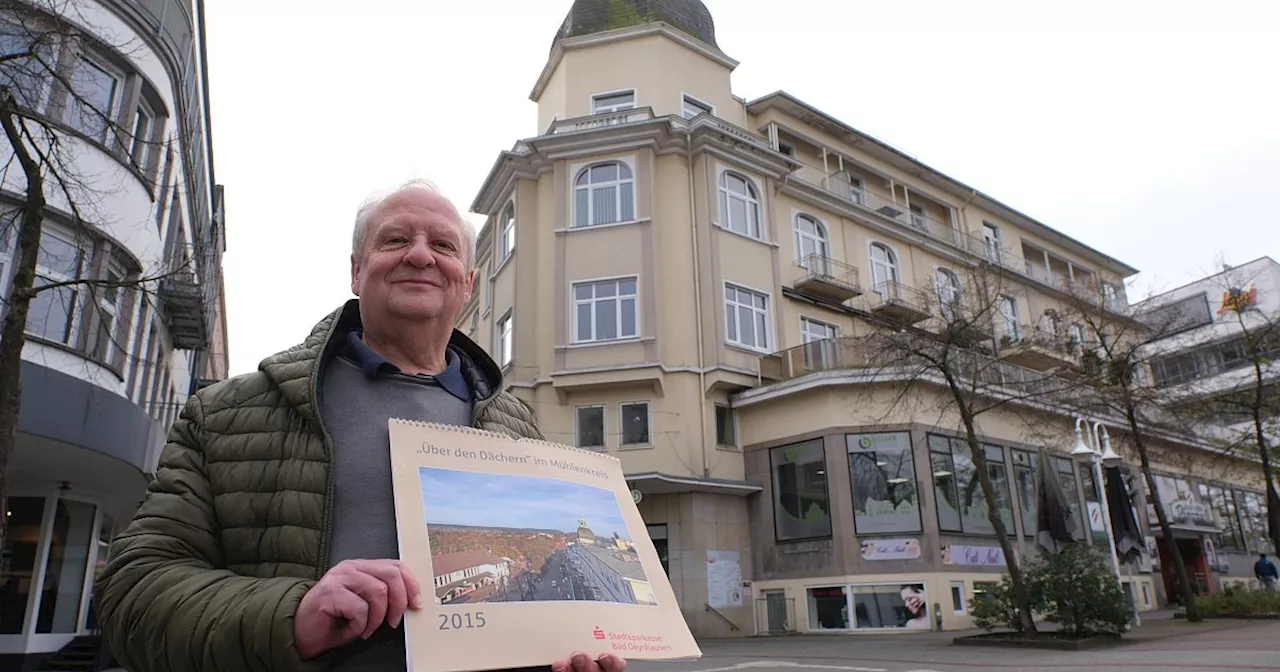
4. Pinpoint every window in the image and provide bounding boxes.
[65,54,122,142]
[801,317,837,370]
[495,311,512,367]
[929,434,1014,535]
[868,243,900,294]
[0,19,52,109]
[0,208,14,299]
[771,440,831,541]
[129,101,154,169]
[1012,449,1038,538]
[725,284,769,351]
[846,432,921,534]
[1054,456,1086,540]
[573,277,638,343]
[1204,485,1243,549]
[647,524,669,575]
[0,497,46,634]
[998,296,1021,341]
[934,268,962,320]
[576,405,605,449]
[951,581,967,615]
[1068,323,1087,353]
[981,221,1002,262]
[850,584,930,630]
[619,401,650,446]
[36,498,97,633]
[909,203,926,230]
[89,257,127,364]
[592,90,635,114]
[574,162,635,227]
[715,404,736,447]
[483,260,493,310]
[499,202,515,261]
[718,172,761,239]
[794,214,829,266]
[26,228,84,344]
[681,94,712,119]
[807,587,849,630]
